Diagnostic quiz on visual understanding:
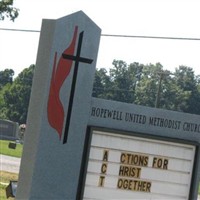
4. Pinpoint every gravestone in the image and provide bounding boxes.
[16,11,200,200]
[0,119,19,140]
